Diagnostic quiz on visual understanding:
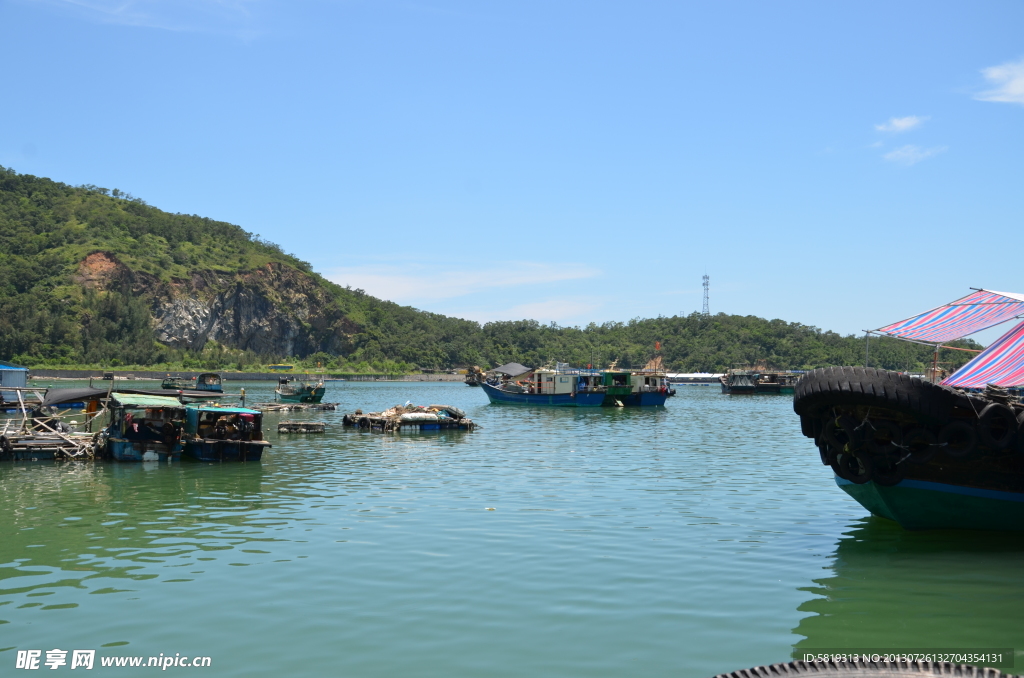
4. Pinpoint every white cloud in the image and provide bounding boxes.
[327,261,601,303]
[456,298,604,324]
[883,145,947,166]
[976,57,1024,106]
[875,116,928,133]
